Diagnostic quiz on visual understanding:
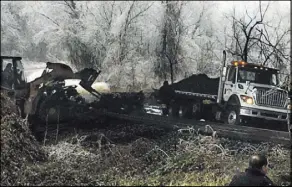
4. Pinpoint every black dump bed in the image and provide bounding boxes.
[171,74,220,95]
